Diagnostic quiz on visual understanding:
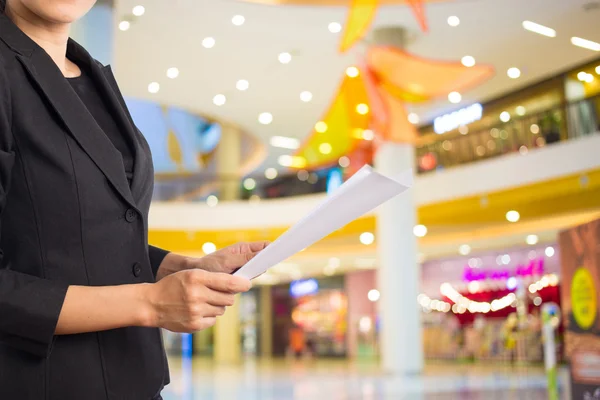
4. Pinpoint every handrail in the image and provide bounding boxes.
[153,94,600,202]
